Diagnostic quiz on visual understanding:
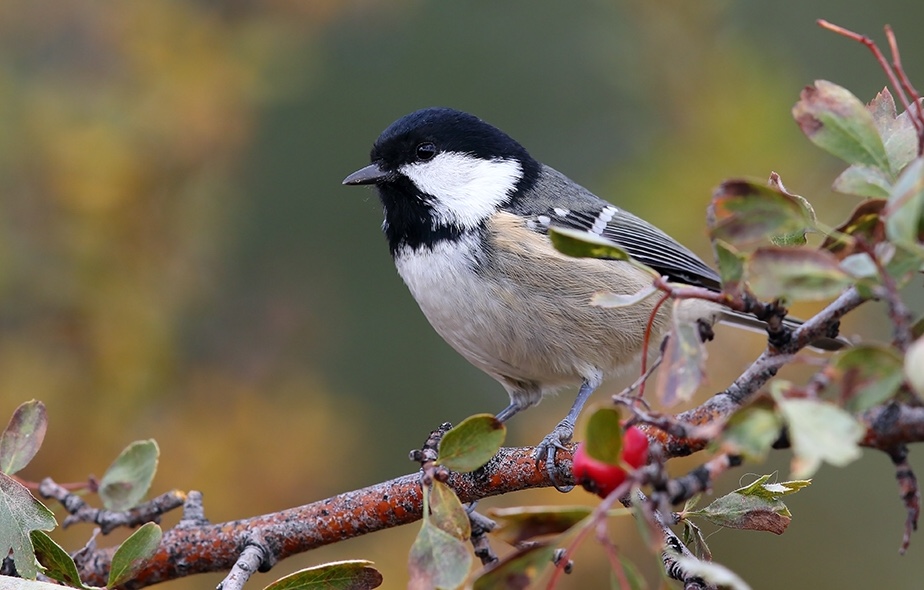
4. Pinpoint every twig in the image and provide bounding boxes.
[216,532,270,590]
[468,510,499,566]
[642,492,715,590]
[817,20,924,153]
[661,454,743,506]
[176,490,209,529]
[38,478,186,534]
[887,444,920,555]
[639,291,672,398]
[657,287,865,458]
